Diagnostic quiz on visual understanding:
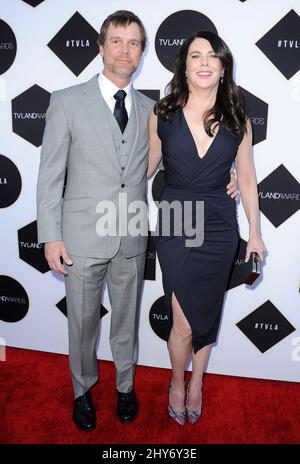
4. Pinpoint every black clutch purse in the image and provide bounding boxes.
[245,252,261,285]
